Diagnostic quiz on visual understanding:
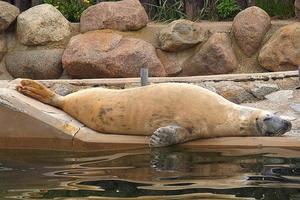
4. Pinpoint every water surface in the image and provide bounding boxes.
[0,147,300,199]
